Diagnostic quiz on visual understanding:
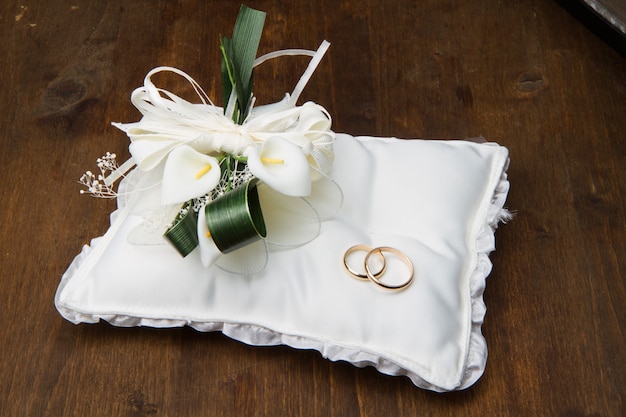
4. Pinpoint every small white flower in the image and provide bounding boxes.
[161,145,221,205]
[245,136,311,196]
